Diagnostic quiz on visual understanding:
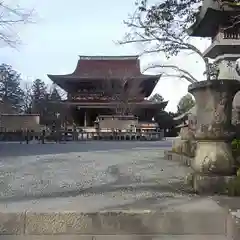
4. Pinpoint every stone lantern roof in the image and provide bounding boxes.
[188,0,240,37]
